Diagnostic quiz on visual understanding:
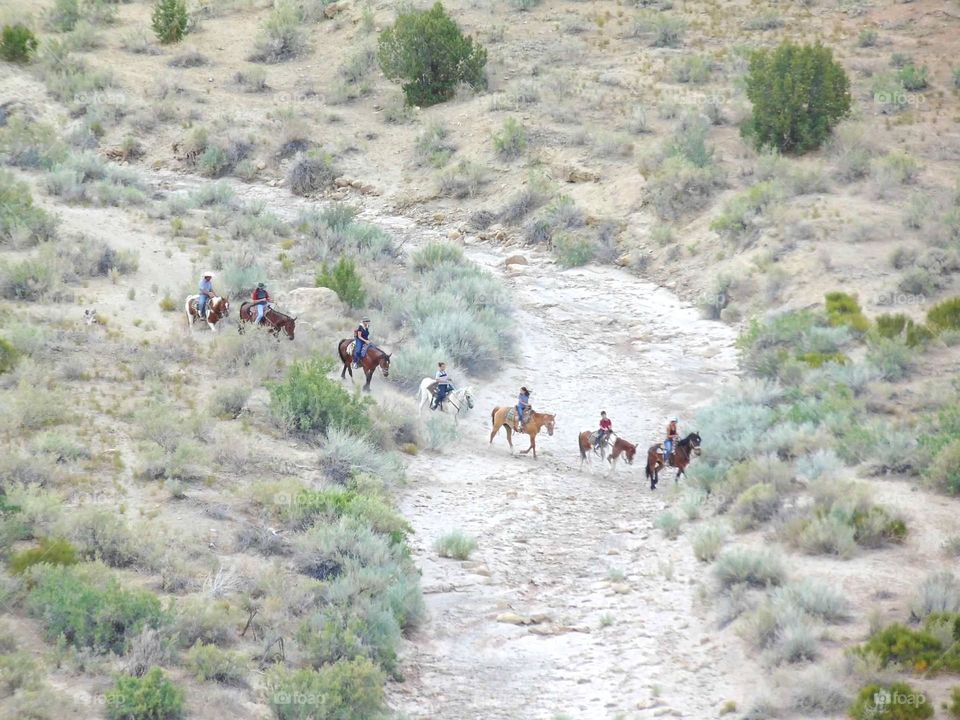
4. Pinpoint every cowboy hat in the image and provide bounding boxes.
[203,271,214,278]
[257,282,266,288]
